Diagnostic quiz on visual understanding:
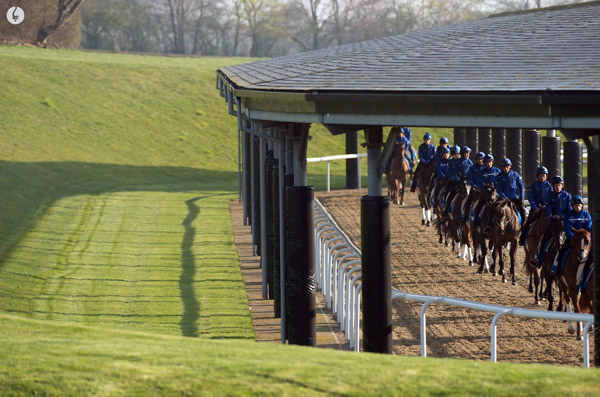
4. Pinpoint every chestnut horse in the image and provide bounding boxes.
[490,198,521,285]
[556,228,592,339]
[472,184,497,274]
[386,143,410,205]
